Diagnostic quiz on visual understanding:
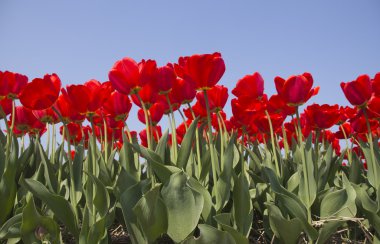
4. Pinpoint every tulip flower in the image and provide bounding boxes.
[372,72,380,97]
[103,90,132,121]
[109,57,141,95]
[19,73,61,110]
[178,52,225,90]
[232,72,264,104]
[304,104,340,129]
[341,74,372,107]
[156,63,176,94]
[0,71,28,99]
[11,106,45,133]
[196,85,228,112]
[275,72,319,106]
